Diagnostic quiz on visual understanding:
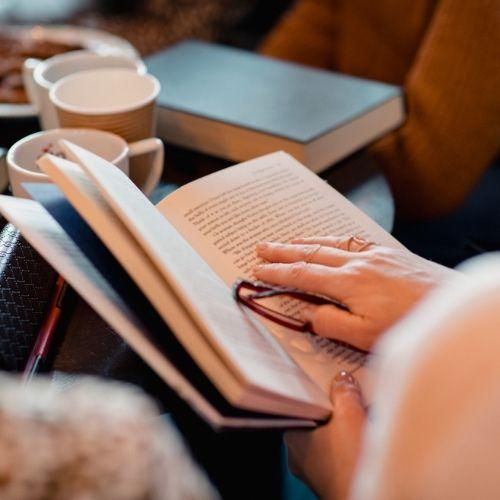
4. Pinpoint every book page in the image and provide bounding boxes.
[0,195,229,426]
[158,151,403,392]
[52,142,331,418]
[35,156,251,408]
